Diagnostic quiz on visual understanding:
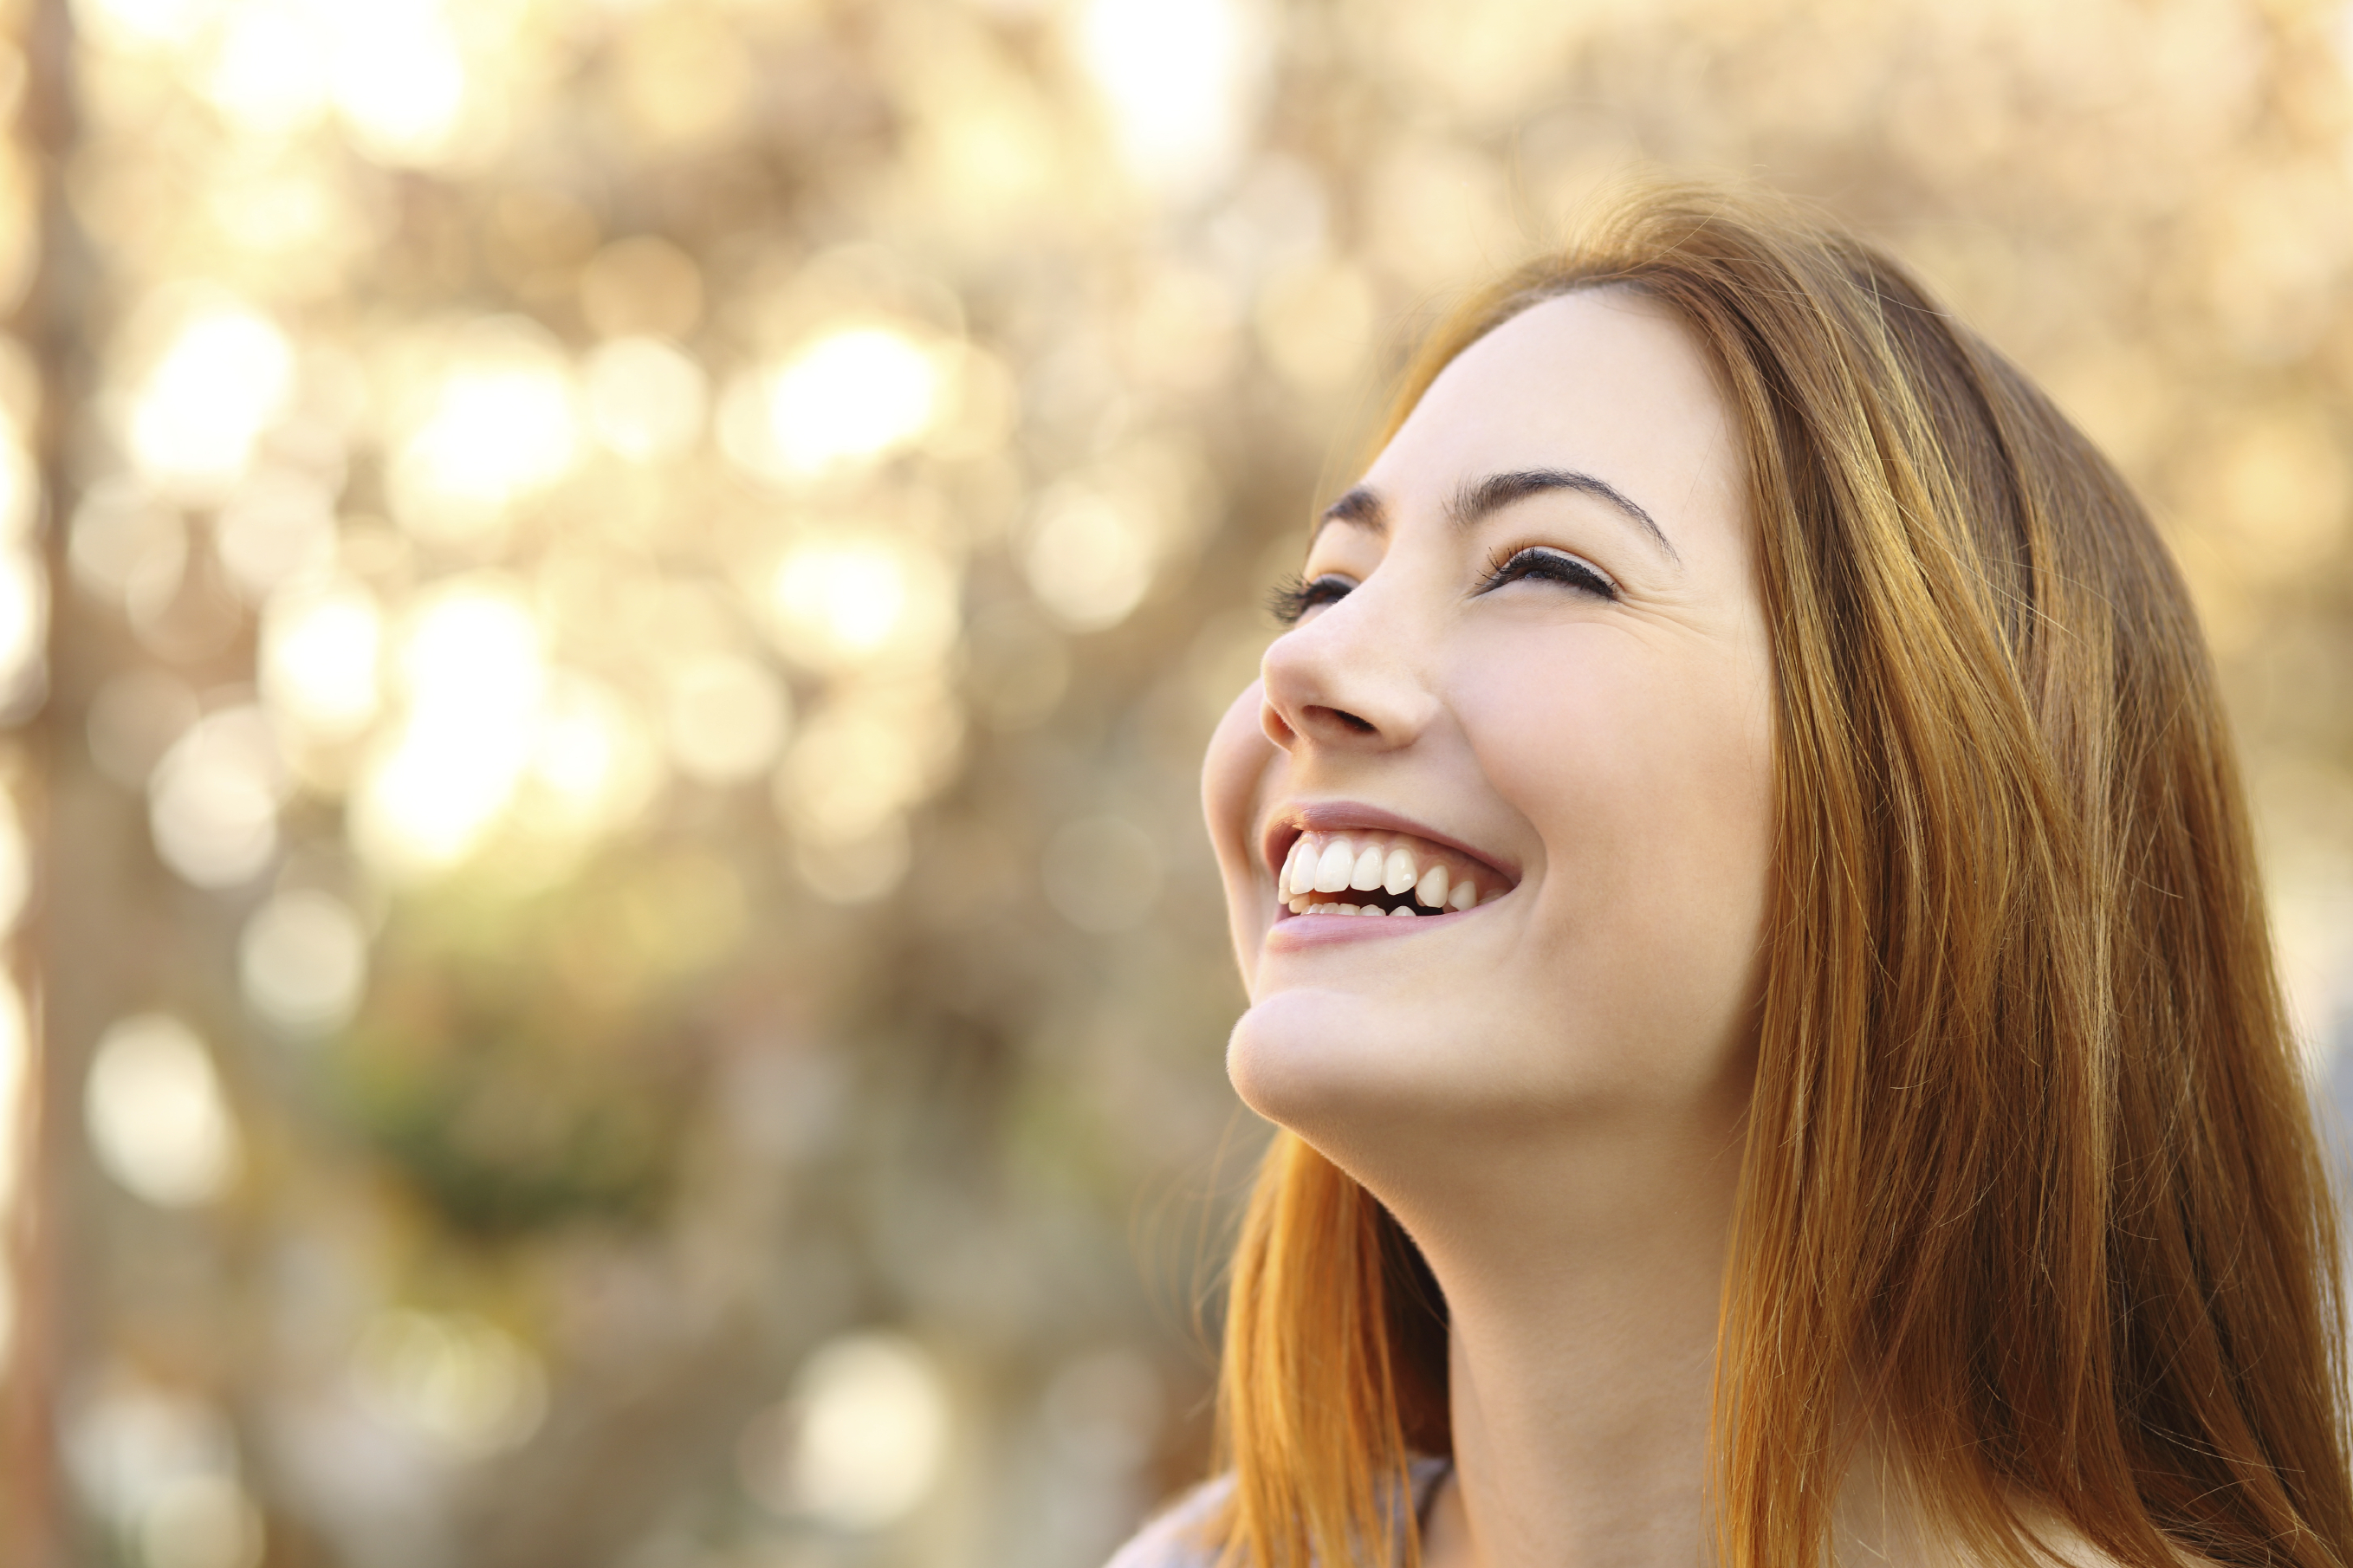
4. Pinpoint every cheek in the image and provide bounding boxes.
[1201,682,1281,977]
[1466,635,1769,830]
[1457,636,1776,1042]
